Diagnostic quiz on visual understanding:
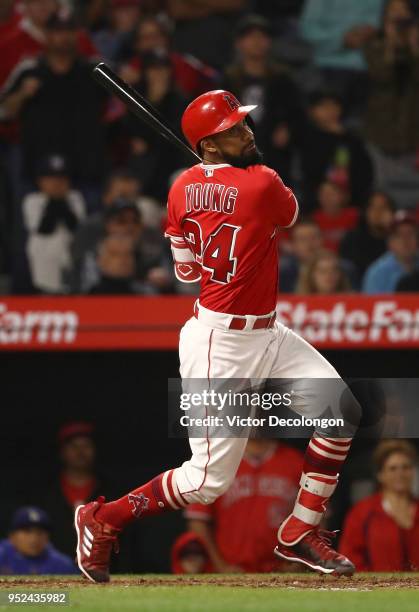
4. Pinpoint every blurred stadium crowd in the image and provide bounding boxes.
[1,423,418,575]
[0,0,419,295]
